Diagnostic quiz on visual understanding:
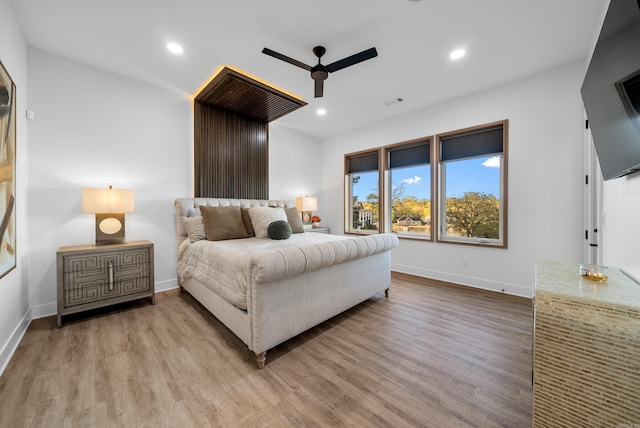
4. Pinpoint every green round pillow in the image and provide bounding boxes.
[268,220,292,240]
